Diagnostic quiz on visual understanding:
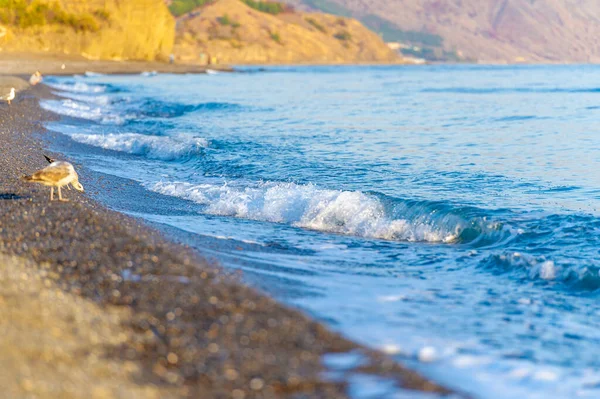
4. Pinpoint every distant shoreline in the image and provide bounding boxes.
[0,52,424,77]
[0,52,234,76]
[0,77,458,397]
[2,52,588,77]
